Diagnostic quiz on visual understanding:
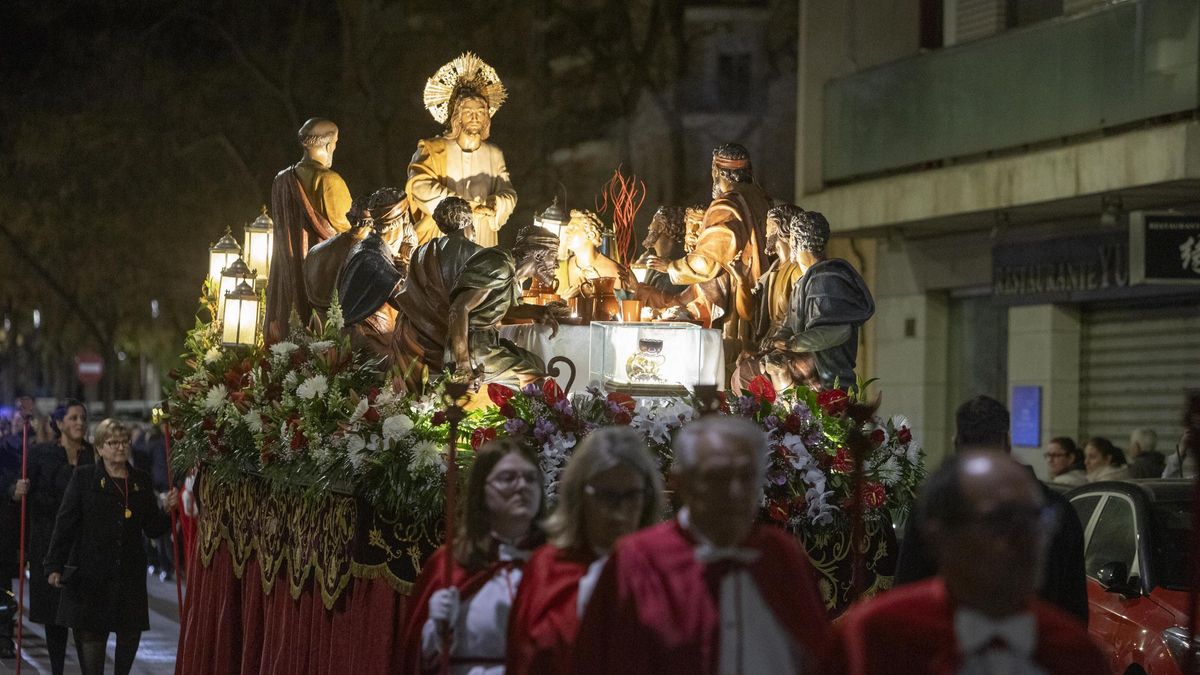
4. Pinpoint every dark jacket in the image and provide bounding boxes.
[895,474,1089,625]
[1129,451,1166,479]
[24,441,94,624]
[44,462,169,632]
